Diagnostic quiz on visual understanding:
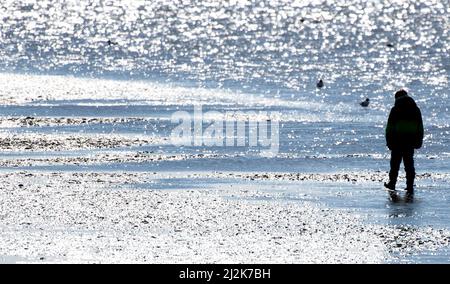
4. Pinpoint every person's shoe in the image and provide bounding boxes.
[384,182,396,191]
[405,187,414,193]
[405,188,414,202]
